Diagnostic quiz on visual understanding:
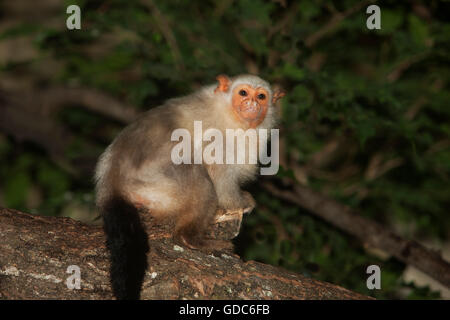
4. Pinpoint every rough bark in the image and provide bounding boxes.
[0,208,369,300]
